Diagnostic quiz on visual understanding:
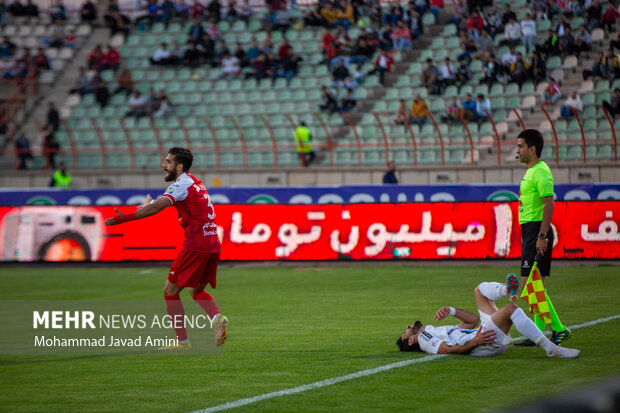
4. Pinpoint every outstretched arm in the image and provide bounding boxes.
[436,327,496,355]
[105,196,172,225]
[434,307,480,329]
